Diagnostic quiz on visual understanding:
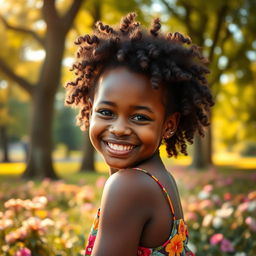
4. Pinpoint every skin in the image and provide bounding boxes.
[89,66,184,256]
